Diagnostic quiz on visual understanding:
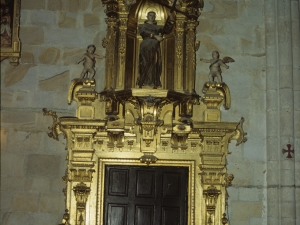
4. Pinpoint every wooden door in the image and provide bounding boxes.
[104,165,188,225]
